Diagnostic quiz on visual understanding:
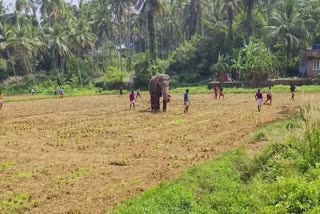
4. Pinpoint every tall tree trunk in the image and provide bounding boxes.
[286,37,290,72]
[147,11,157,62]
[227,4,233,41]
[119,31,123,72]
[246,2,253,36]
[6,49,18,83]
[188,0,197,39]
[78,51,83,87]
